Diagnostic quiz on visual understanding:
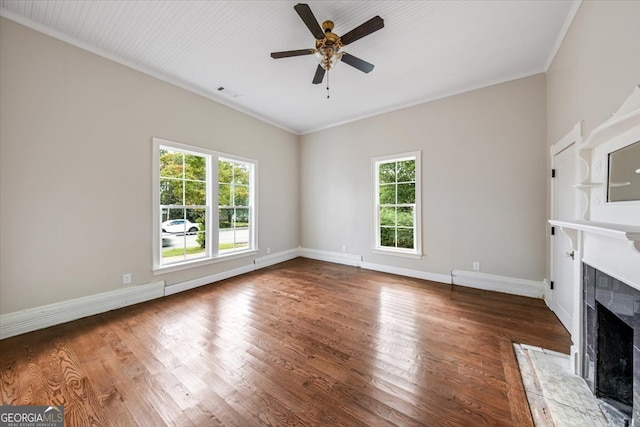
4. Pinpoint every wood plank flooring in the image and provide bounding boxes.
[0,258,571,426]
